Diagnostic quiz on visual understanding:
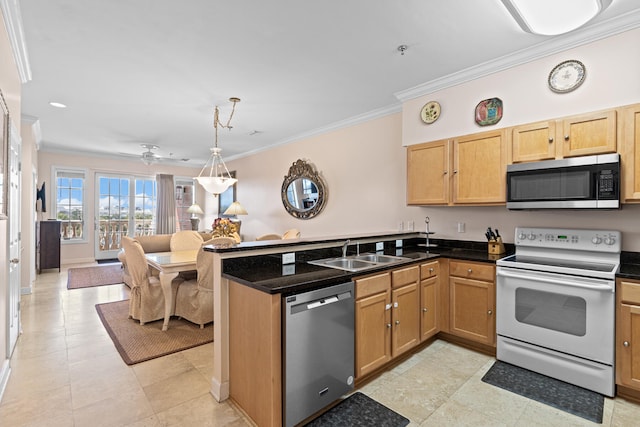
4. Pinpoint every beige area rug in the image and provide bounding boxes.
[95,300,214,365]
[67,264,124,289]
